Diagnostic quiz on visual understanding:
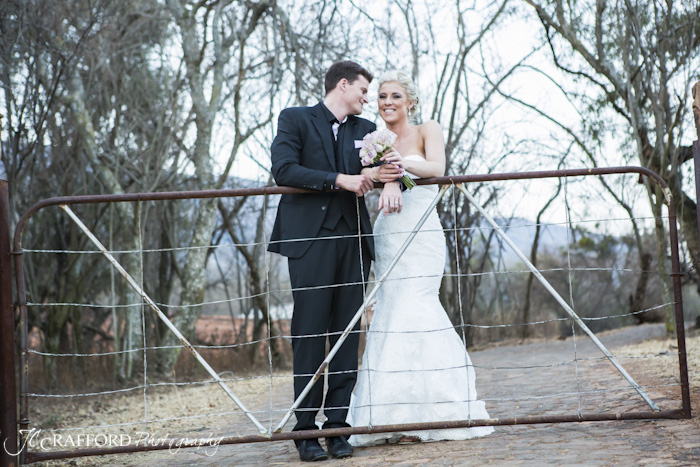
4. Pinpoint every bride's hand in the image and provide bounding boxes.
[377,149,404,182]
[380,149,403,166]
[378,182,403,215]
